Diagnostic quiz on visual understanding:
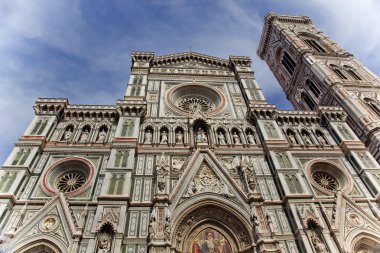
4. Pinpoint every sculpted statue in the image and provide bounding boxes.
[287,132,297,144]
[218,131,226,145]
[312,234,328,253]
[176,130,183,144]
[62,128,72,141]
[316,132,328,145]
[302,132,312,145]
[160,130,168,144]
[196,127,208,143]
[247,132,256,144]
[232,132,241,144]
[97,233,112,253]
[232,156,241,170]
[144,129,152,144]
[97,129,107,143]
[156,153,169,193]
[80,129,89,142]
